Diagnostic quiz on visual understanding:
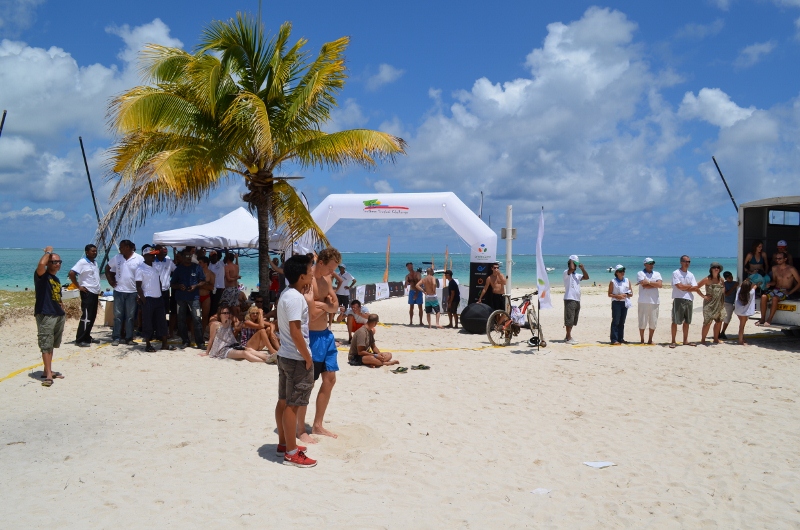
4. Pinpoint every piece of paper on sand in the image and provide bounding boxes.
[531,488,551,495]
[583,461,615,469]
